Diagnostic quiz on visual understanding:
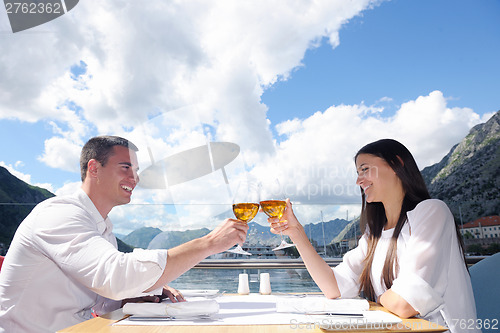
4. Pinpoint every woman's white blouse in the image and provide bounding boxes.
[0,189,167,333]
[332,199,478,333]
